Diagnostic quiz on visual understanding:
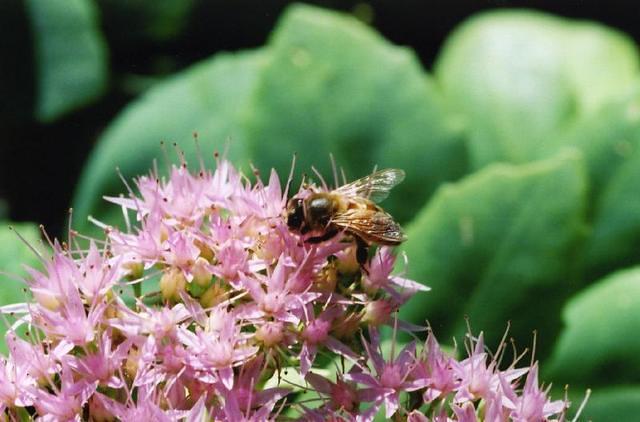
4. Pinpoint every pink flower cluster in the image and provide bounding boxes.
[0,158,570,420]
